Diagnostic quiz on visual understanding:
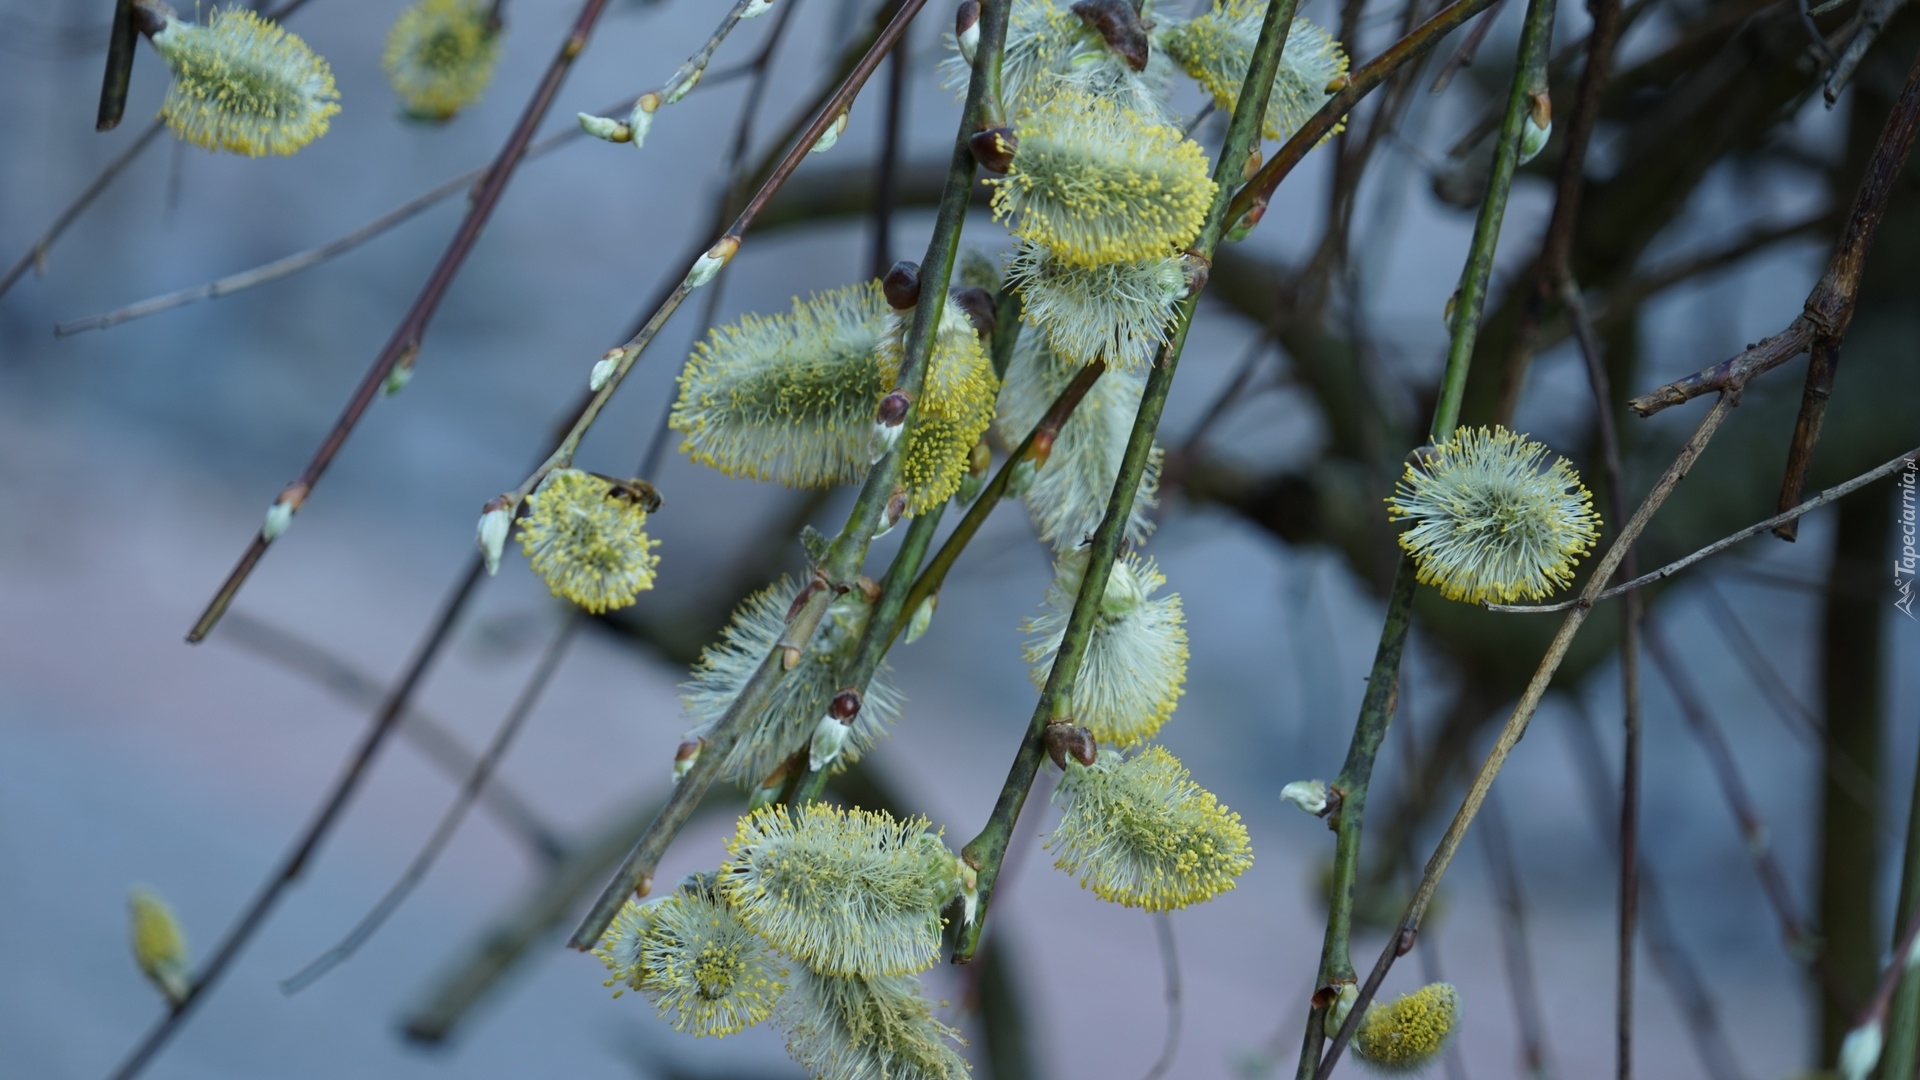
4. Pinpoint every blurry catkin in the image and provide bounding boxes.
[996,335,1162,552]
[1352,983,1461,1073]
[876,295,1000,515]
[671,283,892,489]
[1024,551,1185,746]
[989,88,1215,267]
[777,969,971,1080]
[1159,6,1348,143]
[719,804,964,978]
[940,0,1173,119]
[1007,239,1186,371]
[383,0,500,121]
[632,874,790,1037]
[517,468,661,613]
[128,887,190,1005]
[593,895,659,995]
[1386,426,1600,605]
[681,577,904,787]
[1048,746,1252,910]
[149,8,340,156]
